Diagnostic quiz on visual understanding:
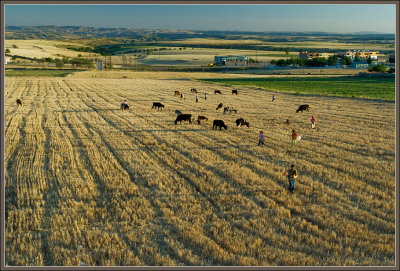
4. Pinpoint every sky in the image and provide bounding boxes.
[4,4,397,34]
